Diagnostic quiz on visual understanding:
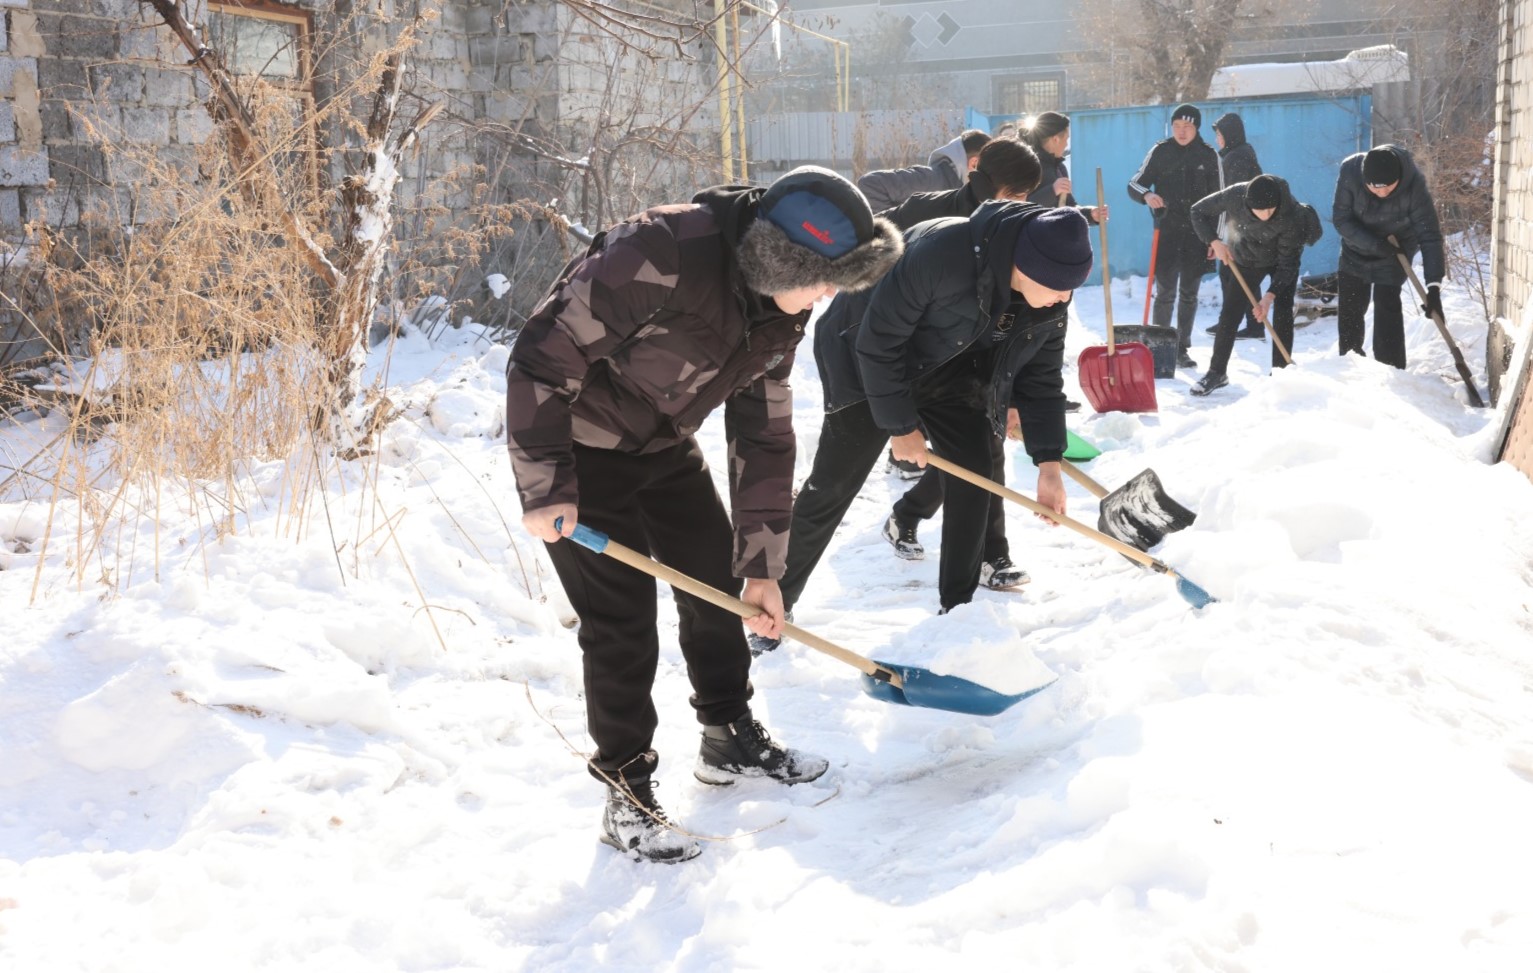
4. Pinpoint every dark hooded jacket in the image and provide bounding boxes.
[1213,113,1262,186]
[1331,144,1444,286]
[855,135,968,213]
[1127,134,1220,234]
[505,186,879,577]
[1191,176,1309,294]
[815,201,1069,466]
